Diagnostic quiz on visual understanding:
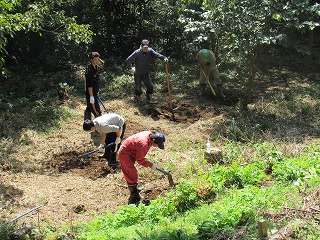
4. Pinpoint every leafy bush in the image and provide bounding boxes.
[171,179,201,212]
[0,223,16,240]
[272,156,319,182]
